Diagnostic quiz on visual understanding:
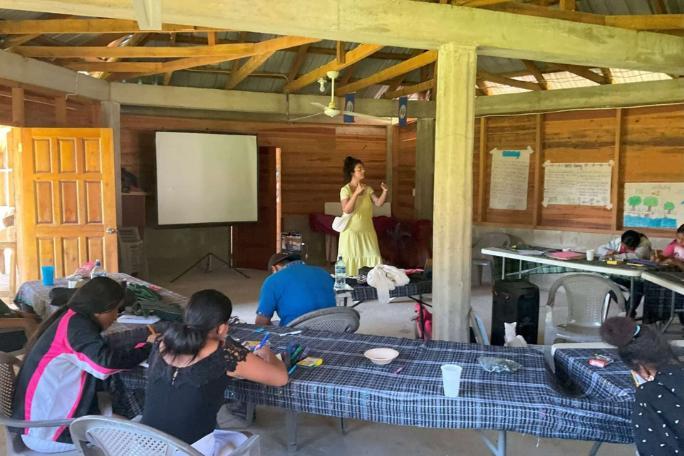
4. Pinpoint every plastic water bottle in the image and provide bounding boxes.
[90,259,107,279]
[334,256,347,290]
